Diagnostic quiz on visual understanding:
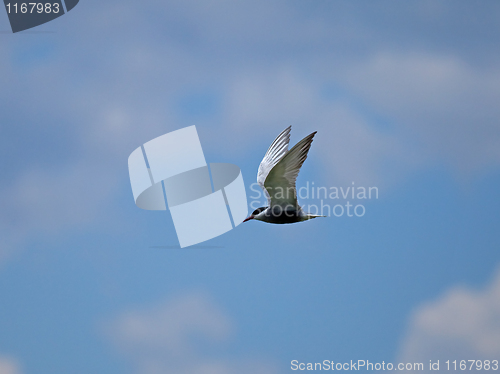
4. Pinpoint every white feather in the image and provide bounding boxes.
[256,126,317,209]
